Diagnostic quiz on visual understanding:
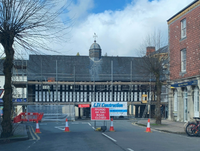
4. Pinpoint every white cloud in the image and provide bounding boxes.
[42,0,195,57]
[68,0,94,20]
